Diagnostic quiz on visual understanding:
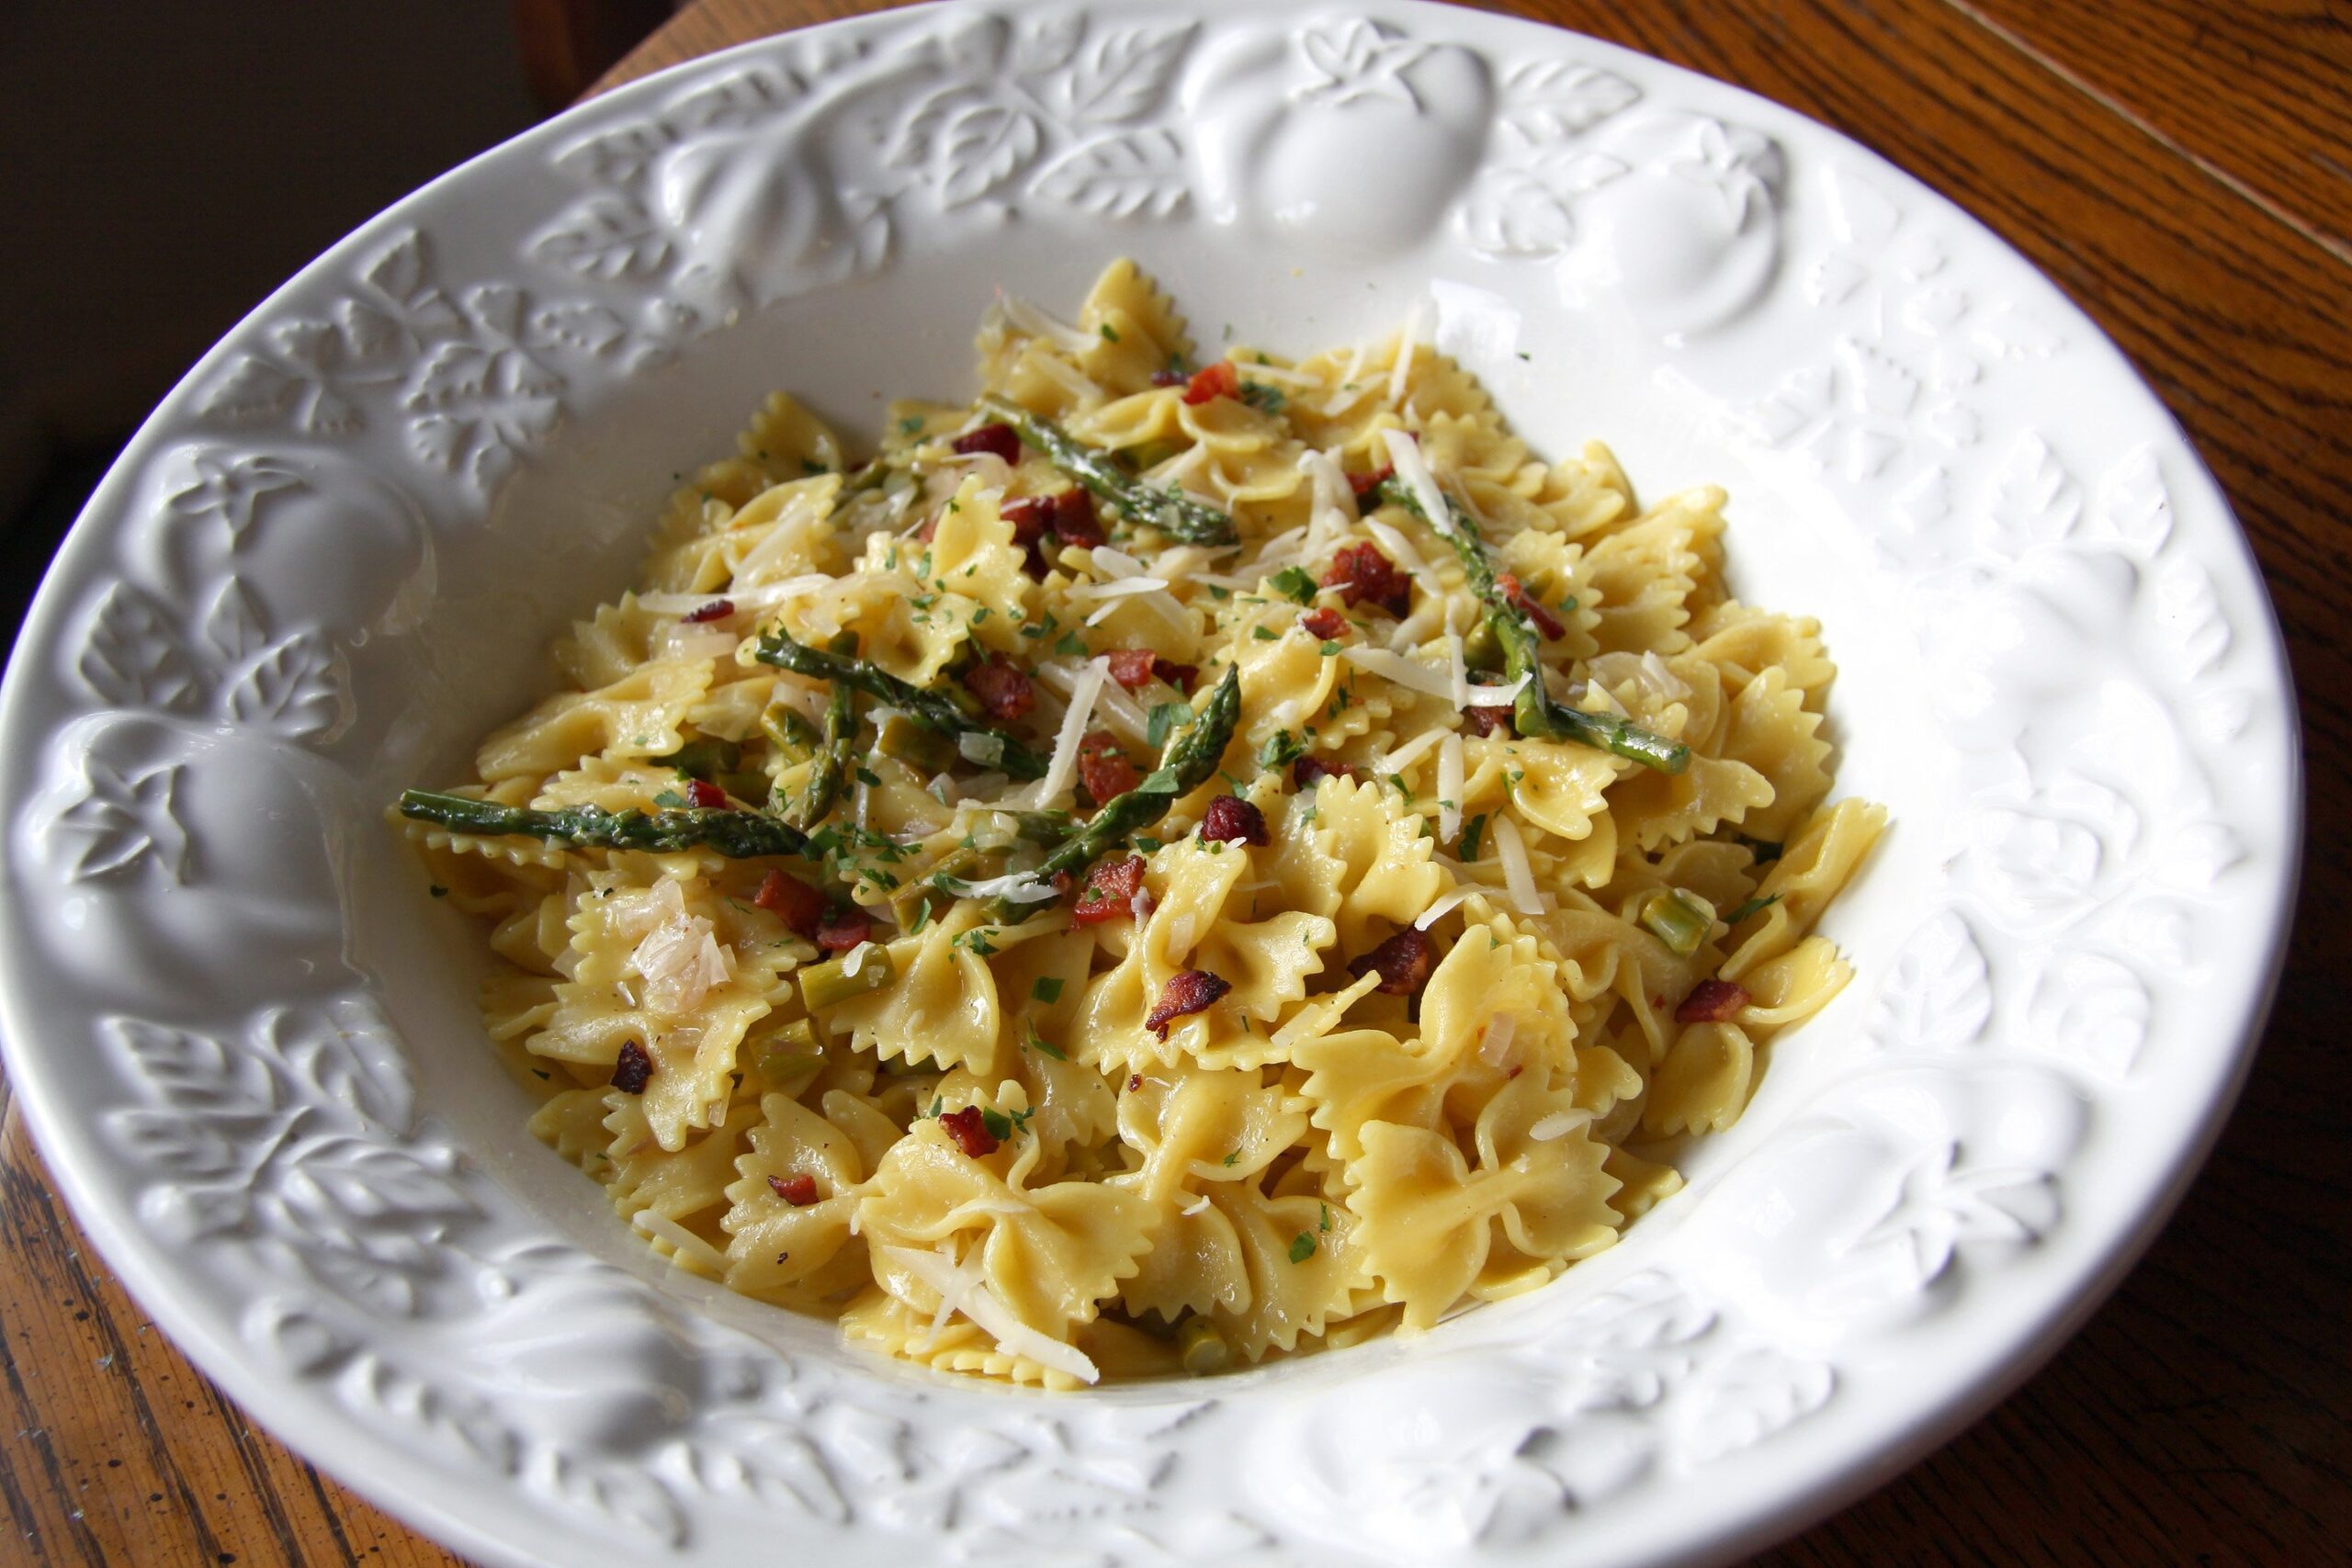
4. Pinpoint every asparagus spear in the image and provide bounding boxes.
[991,665,1241,920]
[1370,477,1690,774]
[752,631,1050,780]
[399,790,809,858]
[785,640,858,830]
[973,392,1236,546]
